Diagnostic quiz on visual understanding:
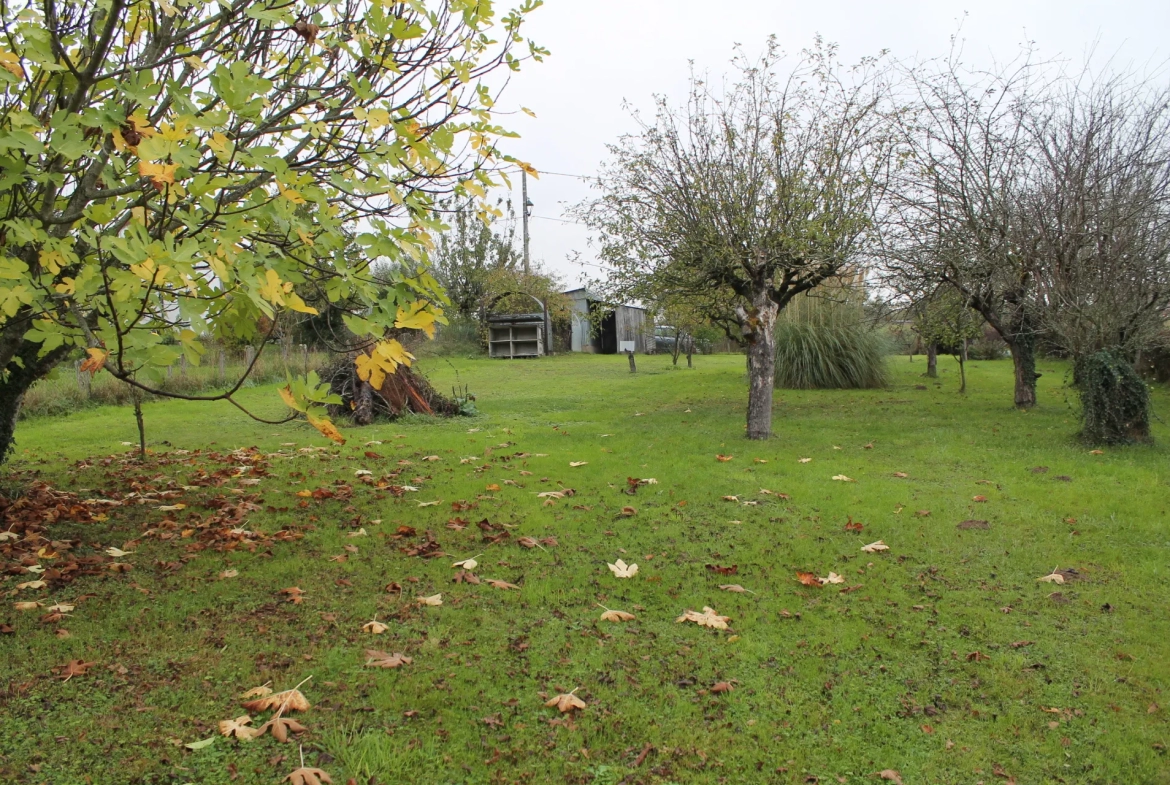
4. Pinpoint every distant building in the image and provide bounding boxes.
[565,288,654,354]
